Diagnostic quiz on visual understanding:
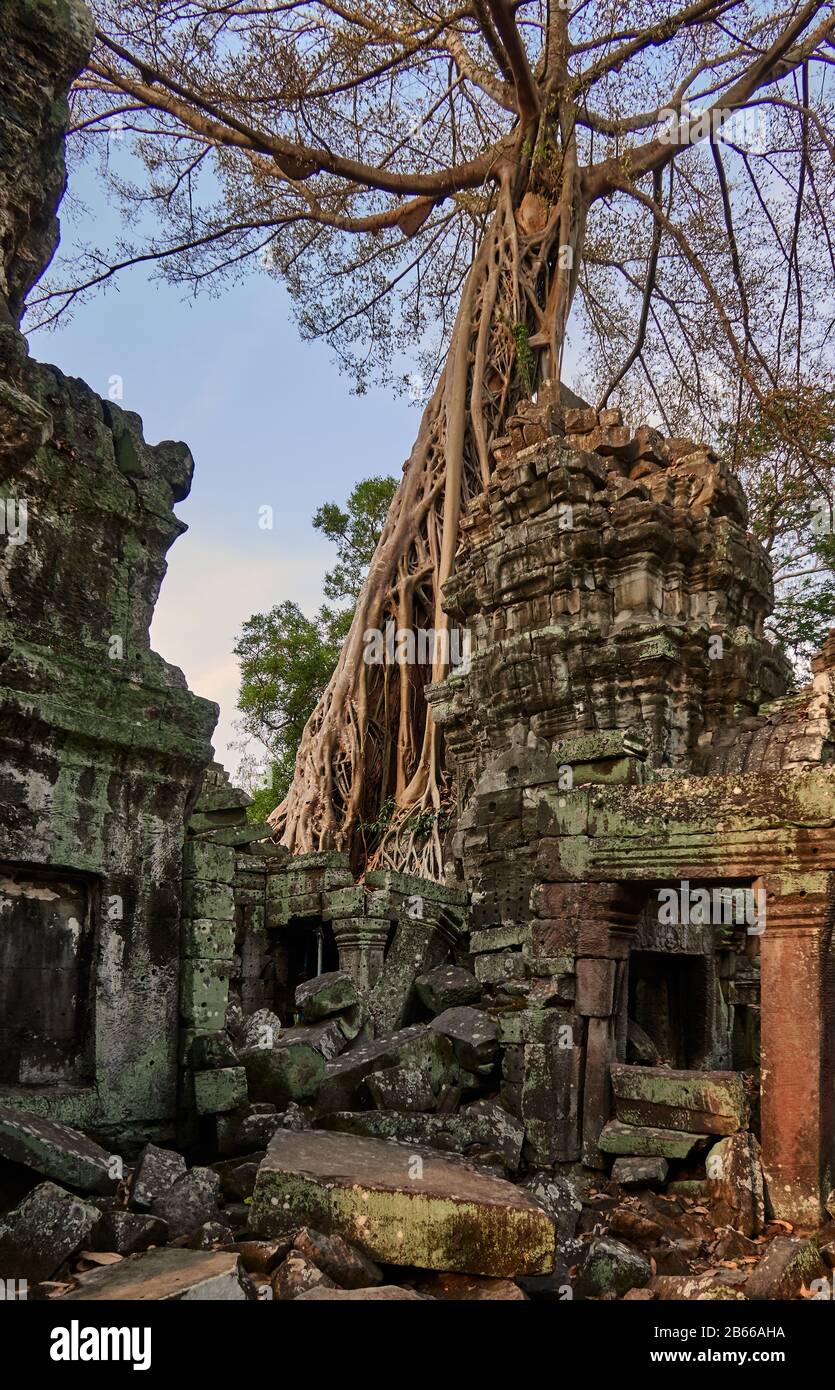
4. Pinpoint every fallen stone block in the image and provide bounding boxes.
[647,1273,746,1300]
[429,1007,498,1072]
[187,1221,233,1250]
[293,1228,382,1289]
[295,971,359,1022]
[216,1104,281,1156]
[191,1032,240,1070]
[129,1143,187,1210]
[241,1038,326,1106]
[212,1155,263,1201]
[150,1167,221,1238]
[745,1236,827,1300]
[315,1025,456,1114]
[272,1250,337,1299]
[0,1107,119,1195]
[521,1174,583,1243]
[281,1019,350,1062]
[56,1248,246,1300]
[240,1009,283,1051]
[249,1128,555,1276]
[611,1155,668,1188]
[706,1132,764,1237]
[295,1285,427,1300]
[320,1100,525,1172]
[607,1206,664,1248]
[598,1120,704,1160]
[367,1065,436,1113]
[574,1236,652,1298]
[0,1182,101,1283]
[90,1211,169,1256]
[194,1066,248,1115]
[415,965,481,1014]
[610,1064,749,1135]
[232,1239,292,1275]
[417,1271,527,1299]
